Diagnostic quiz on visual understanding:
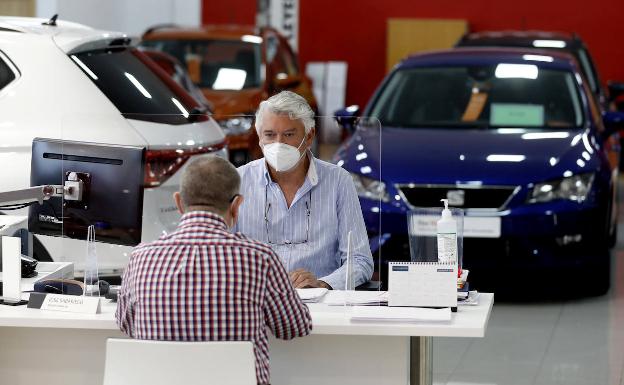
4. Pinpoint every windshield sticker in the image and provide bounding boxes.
[462,92,488,122]
[490,103,544,127]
